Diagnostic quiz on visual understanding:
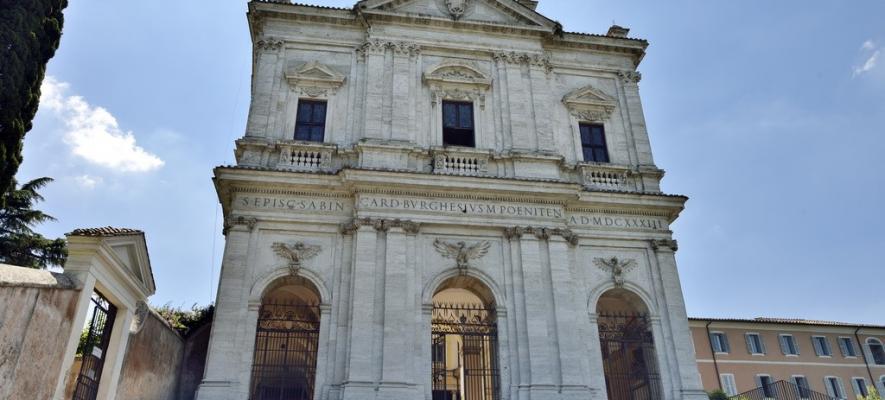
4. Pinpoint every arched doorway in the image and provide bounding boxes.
[596,289,662,400]
[431,276,501,400]
[249,276,321,400]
